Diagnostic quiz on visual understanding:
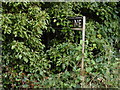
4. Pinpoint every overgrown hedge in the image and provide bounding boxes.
[2,2,120,88]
